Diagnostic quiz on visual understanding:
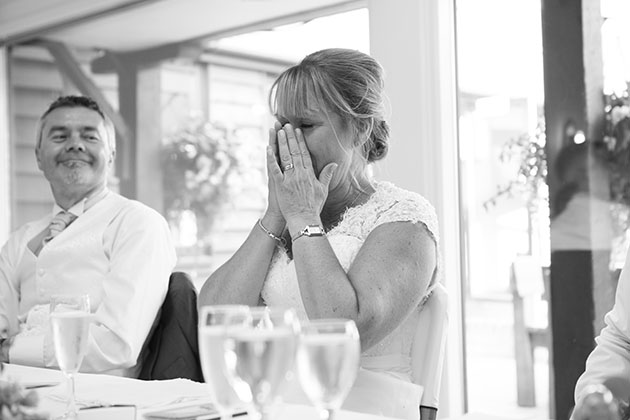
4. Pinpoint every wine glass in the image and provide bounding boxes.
[223,306,300,420]
[198,305,251,420]
[296,319,360,420]
[49,294,92,419]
